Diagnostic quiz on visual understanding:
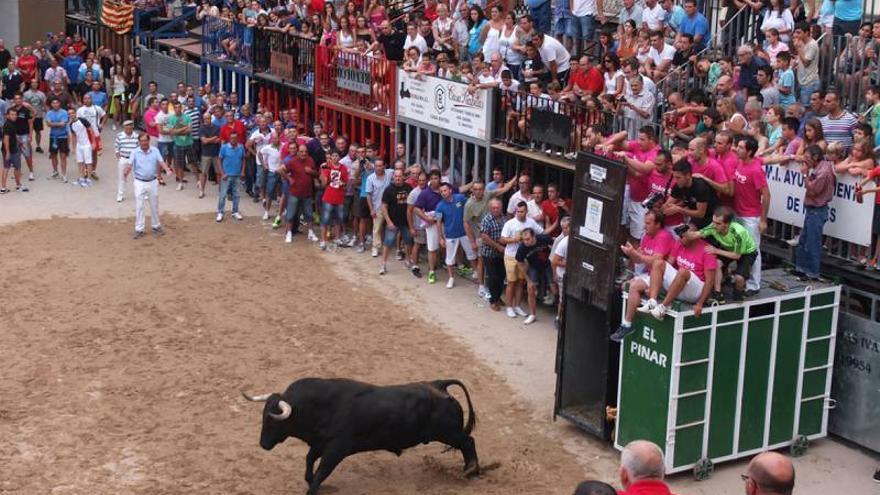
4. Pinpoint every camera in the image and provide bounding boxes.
[641,192,665,210]
[674,224,691,237]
